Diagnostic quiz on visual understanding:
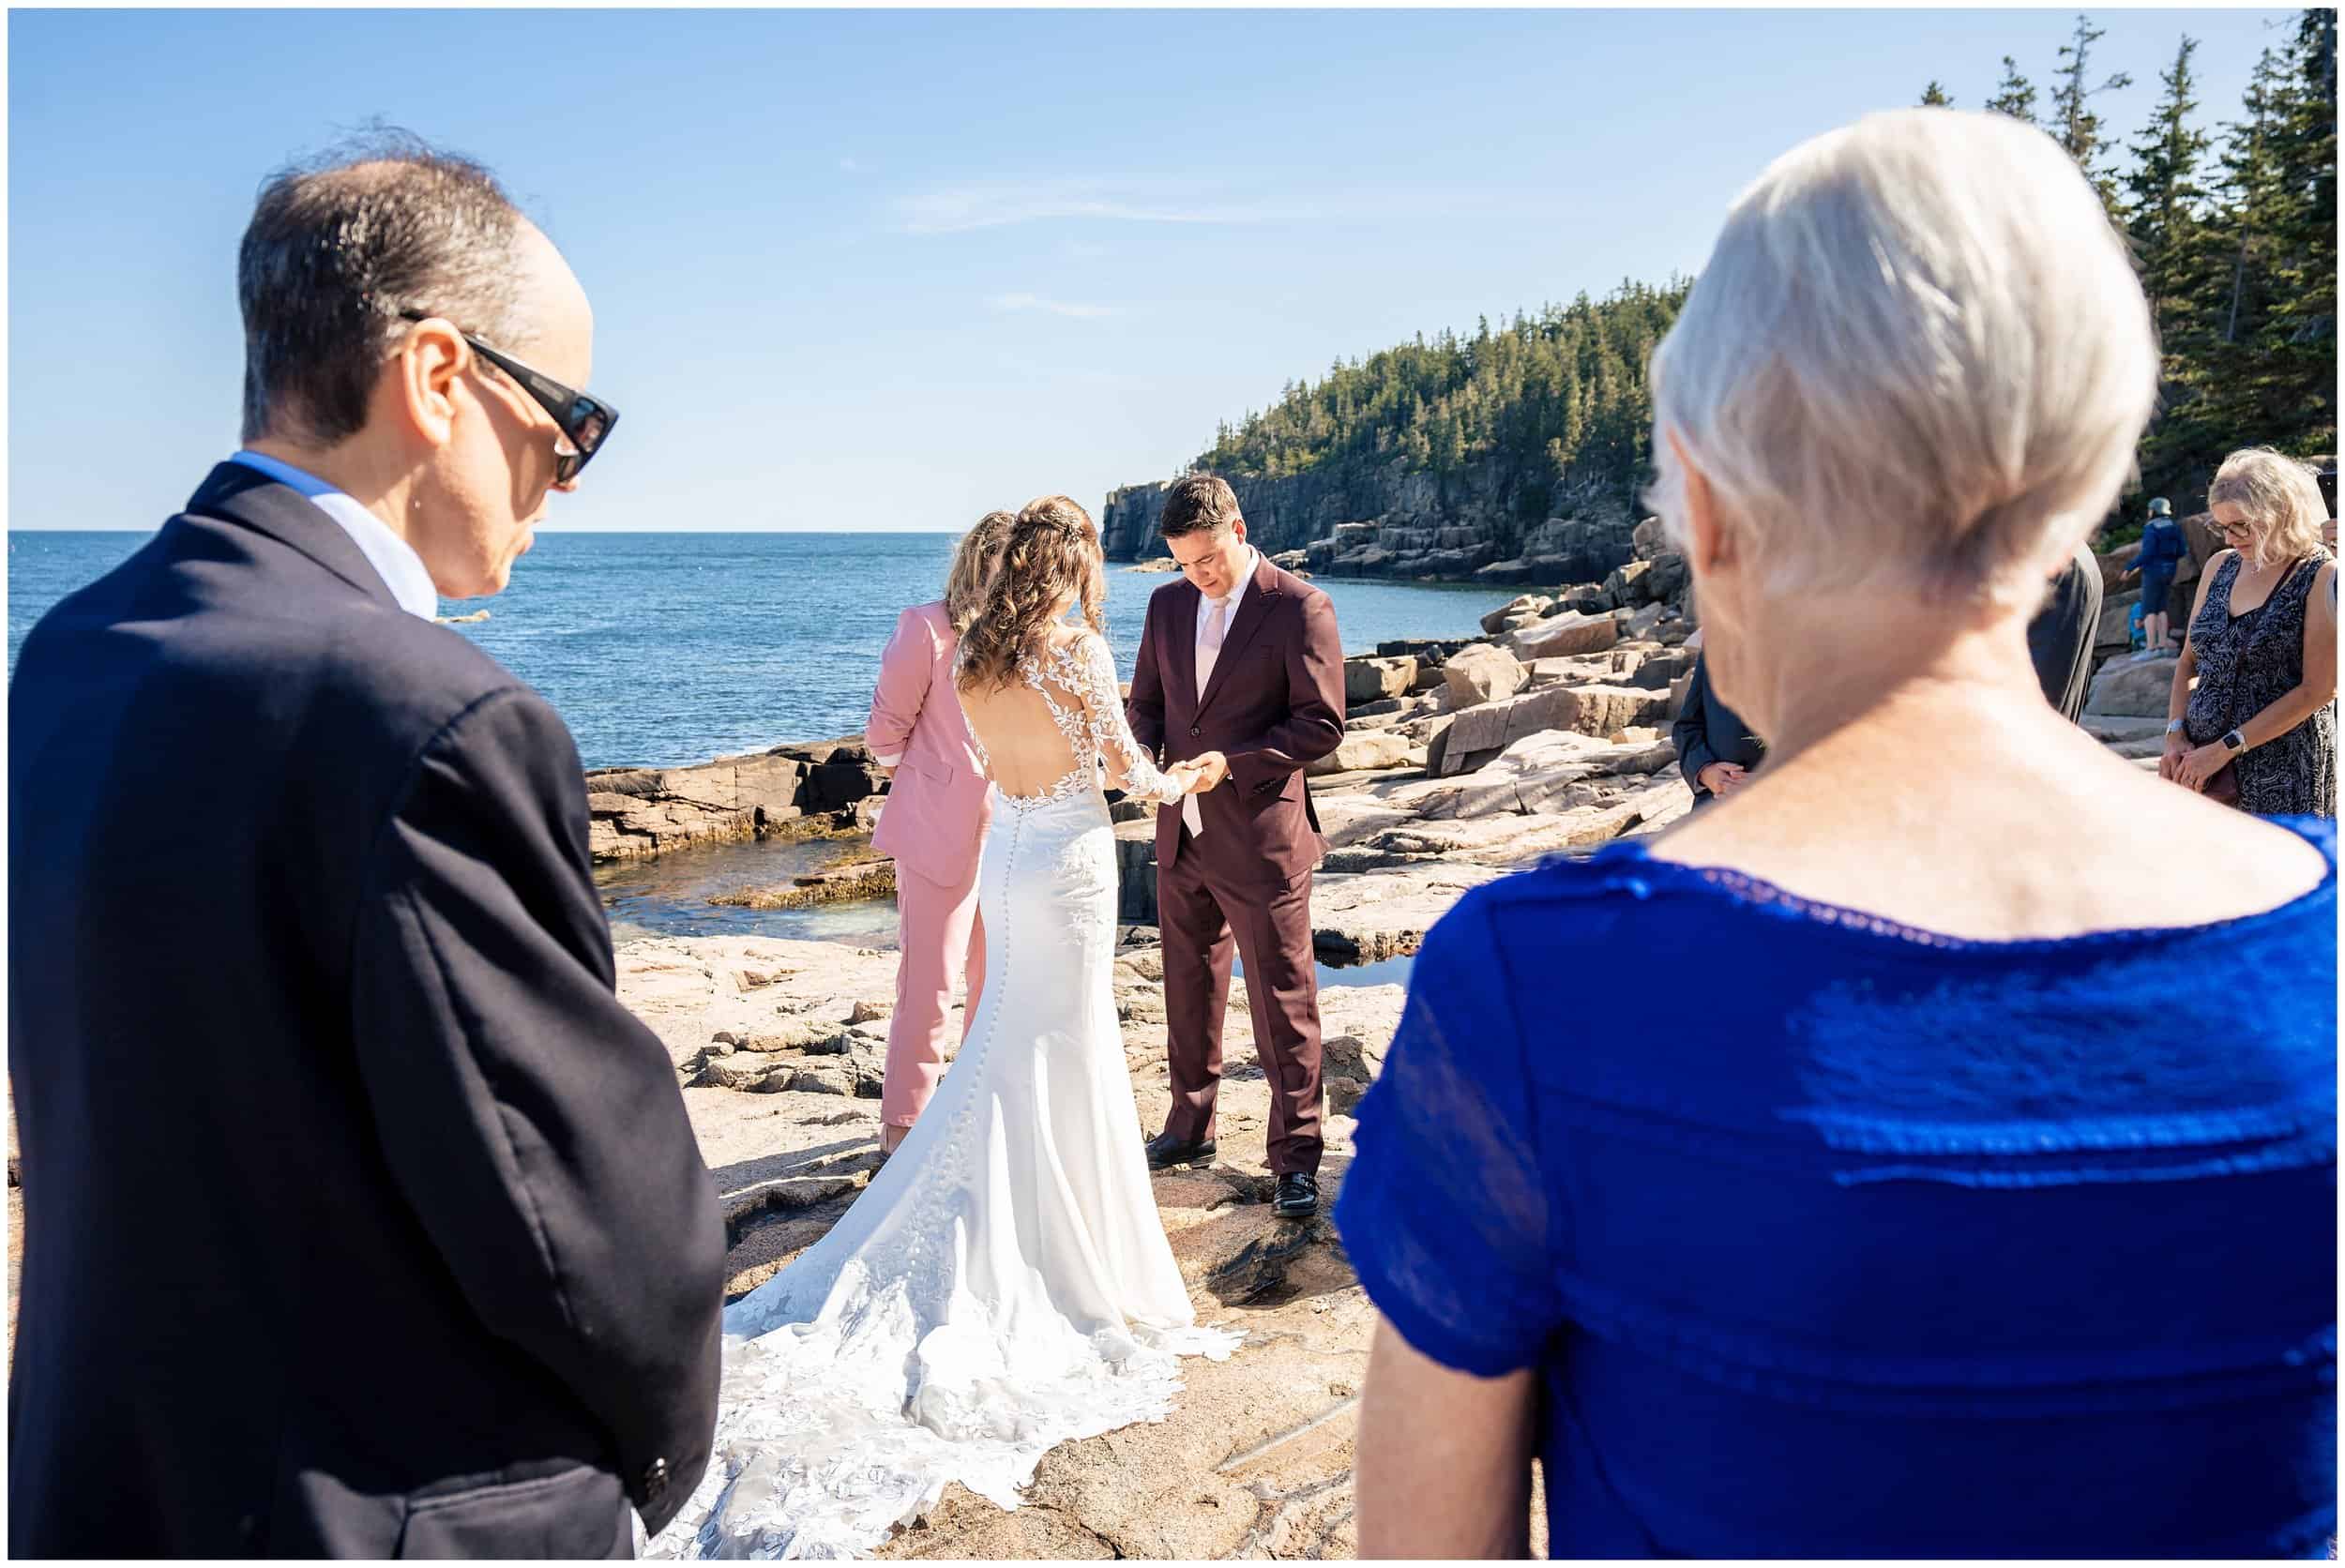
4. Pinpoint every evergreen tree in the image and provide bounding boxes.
[1185,13,2336,536]
[2124,35,2214,344]
[1985,55,2040,124]
[1920,81,1955,106]
[2050,13,2135,211]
